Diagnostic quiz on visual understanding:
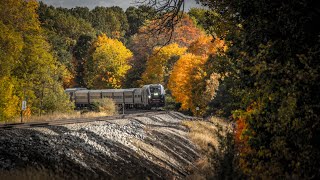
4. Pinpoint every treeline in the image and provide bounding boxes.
[0,0,156,120]
[1,0,223,121]
[37,2,154,88]
[1,0,319,178]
